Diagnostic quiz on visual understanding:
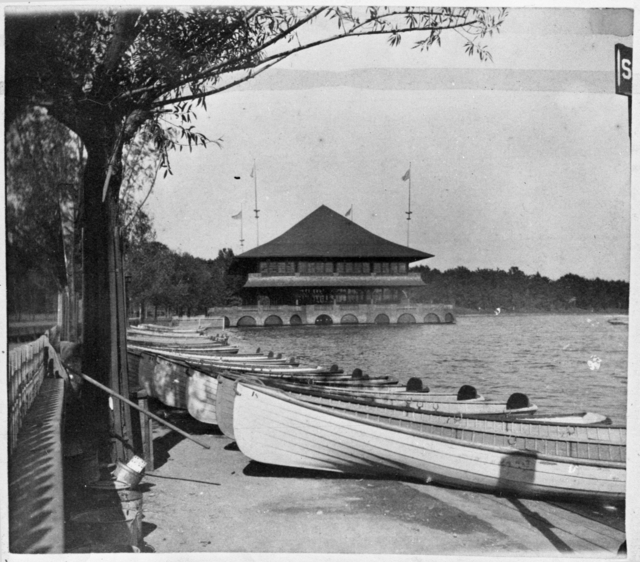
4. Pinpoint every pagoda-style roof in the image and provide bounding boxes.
[236,205,433,261]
